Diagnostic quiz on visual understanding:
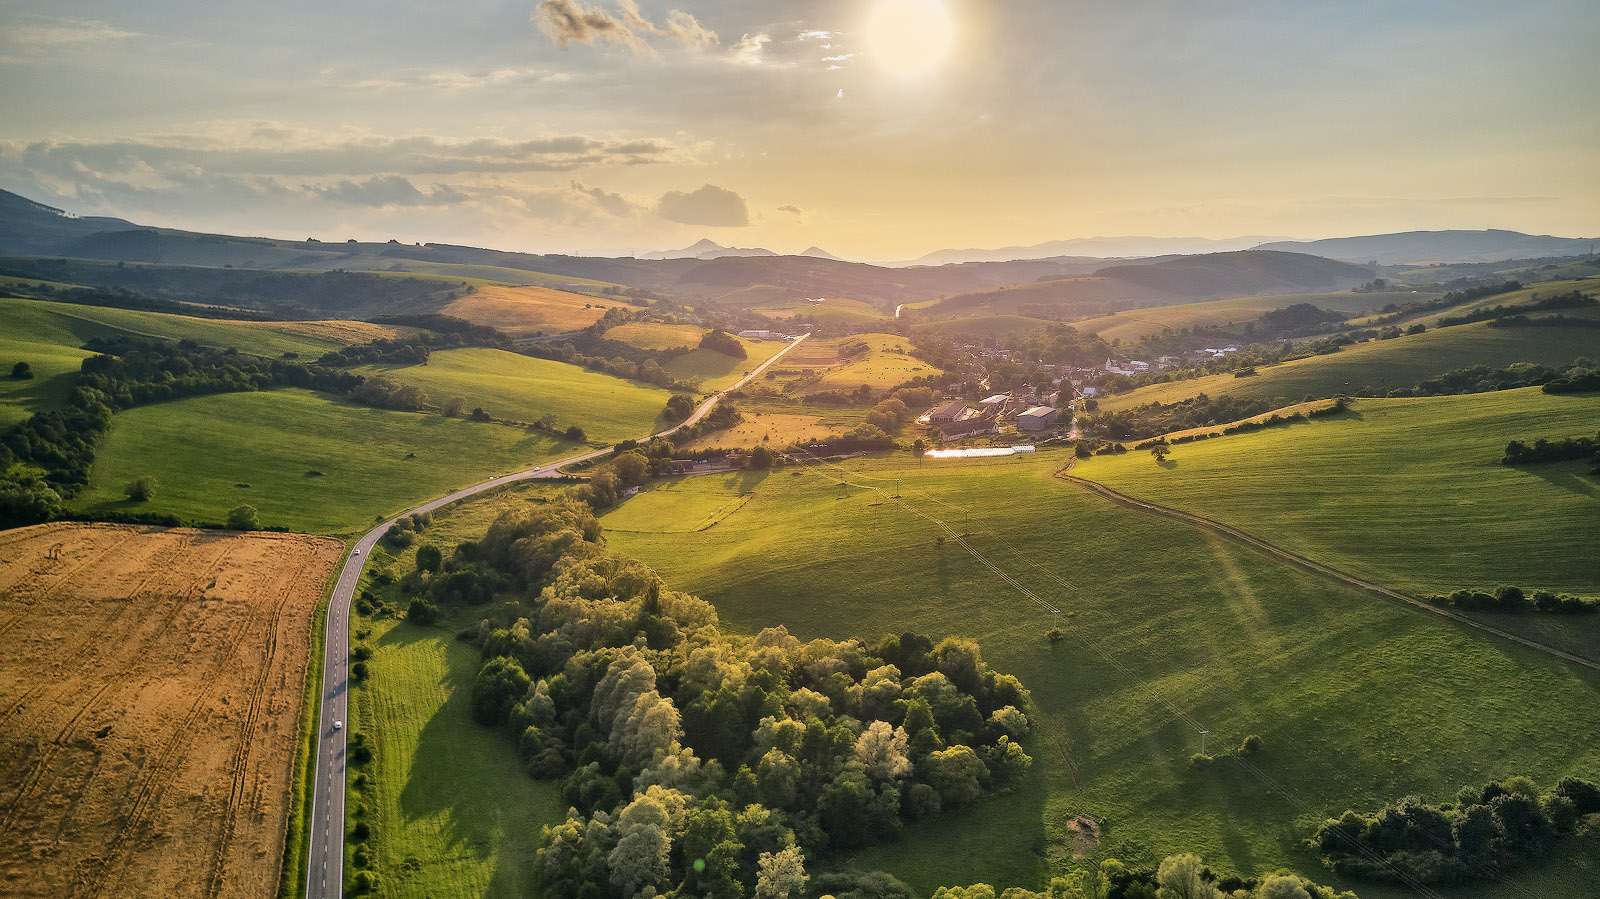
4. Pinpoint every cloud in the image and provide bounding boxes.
[778,204,802,217]
[8,17,139,46]
[729,33,771,66]
[311,175,466,207]
[571,180,641,217]
[534,0,717,55]
[656,184,749,227]
[821,54,854,63]
[2,126,685,178]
